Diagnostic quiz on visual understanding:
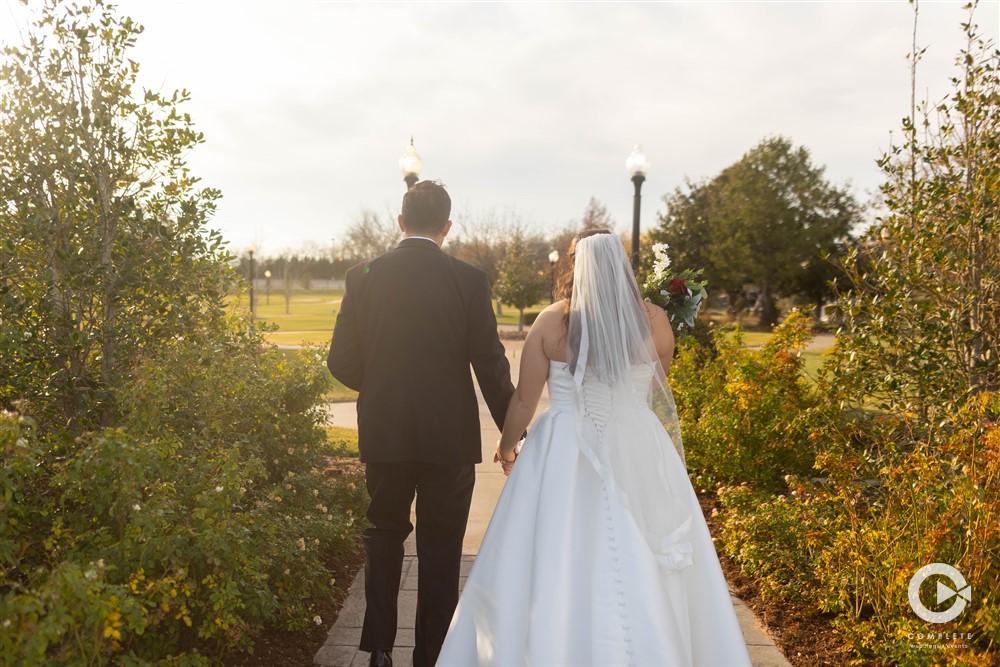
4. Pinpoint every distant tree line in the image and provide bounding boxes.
[244,145,862,329]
